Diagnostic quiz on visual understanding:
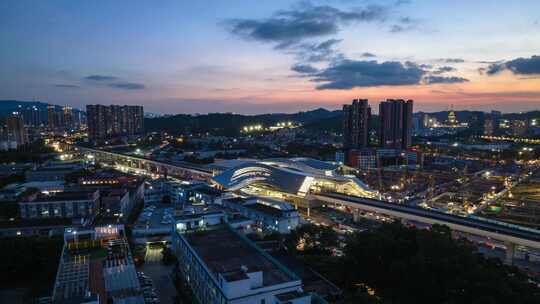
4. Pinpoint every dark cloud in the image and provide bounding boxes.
[390,25,406,32]
[477,60,500,64]
[390,16,419,33]
[486,55,540,75]
[291,39,343,62]
[84,75,117,81]
[53,84,80,88]
[291,63,319,74]
[395,0,412,5]
[108,82,145,90]
[227,4,387,47]
[432,66,456,75]
[312,59,426,89]
[439,58,465,63]
[360,52,376,58]
[423,76,469,84]
[485,63,505,75]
